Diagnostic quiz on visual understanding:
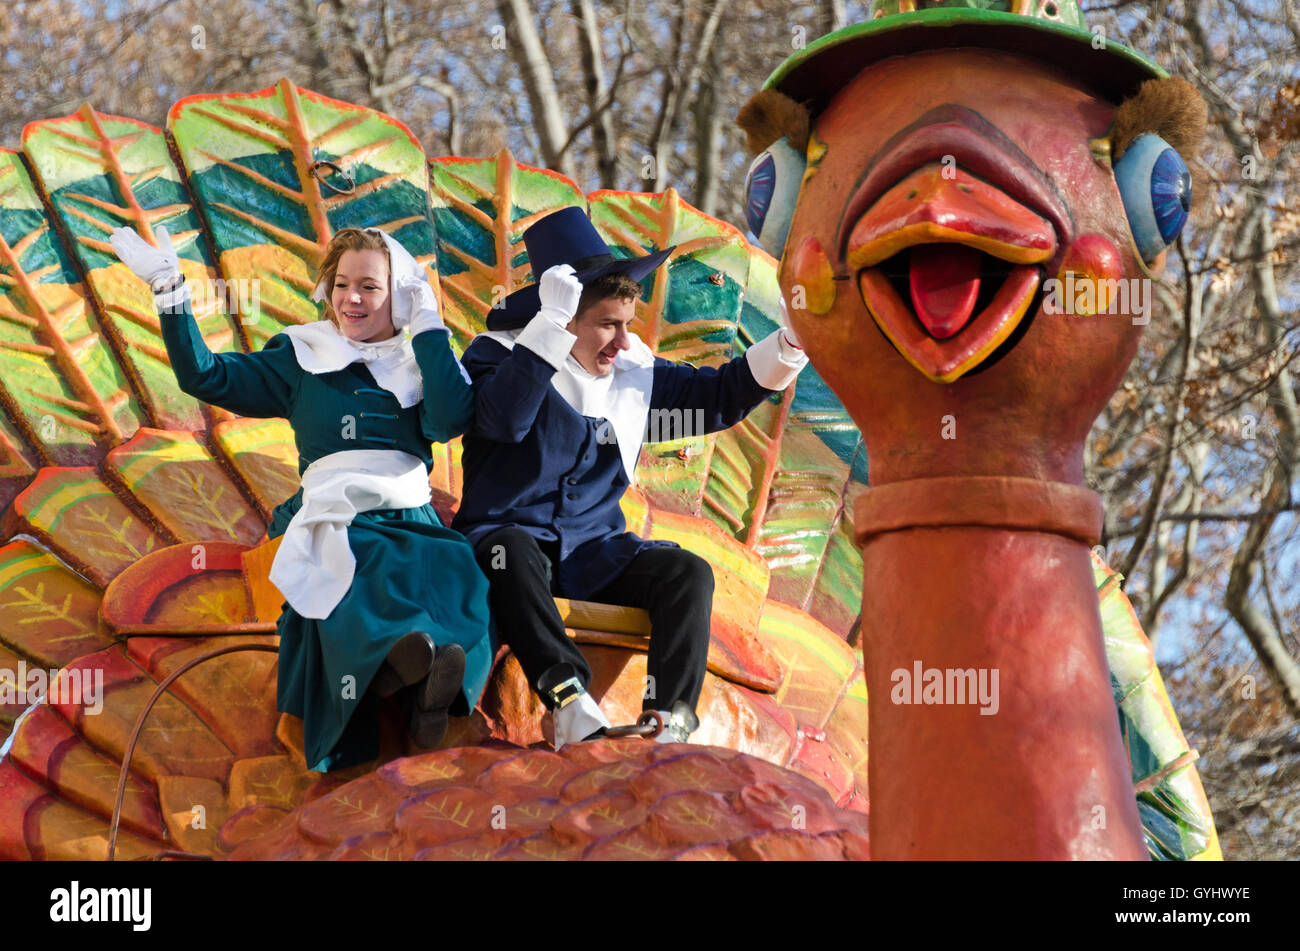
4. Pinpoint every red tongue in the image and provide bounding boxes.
[908,244,983,339]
